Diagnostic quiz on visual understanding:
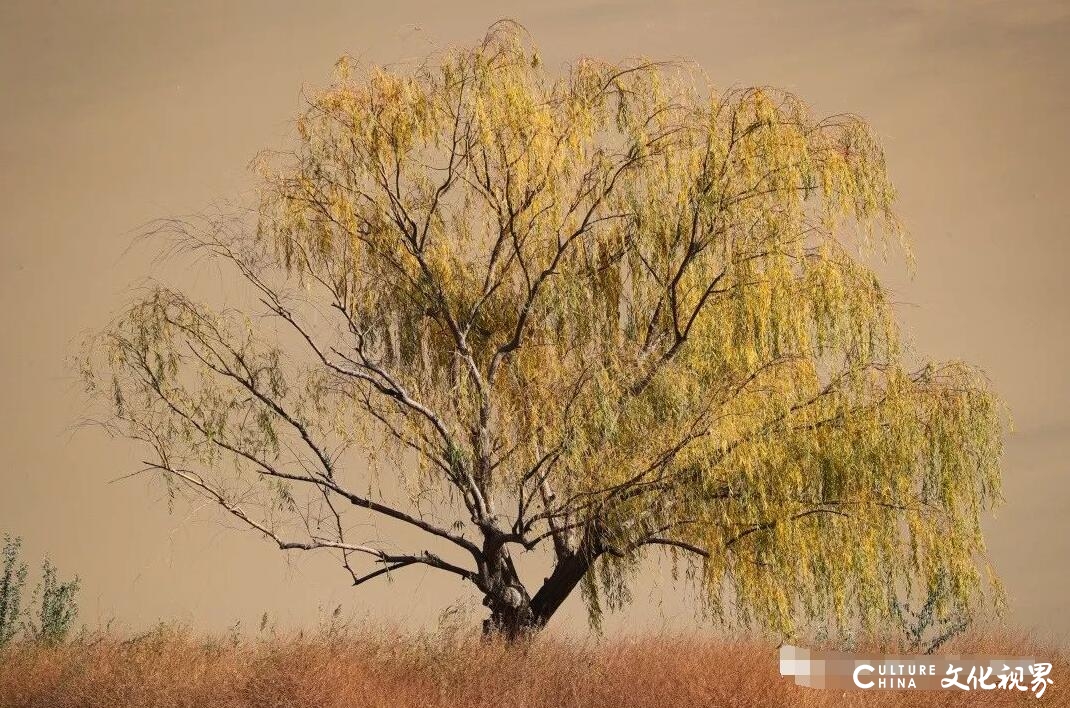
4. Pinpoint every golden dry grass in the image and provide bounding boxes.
[0,625,1064,707]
